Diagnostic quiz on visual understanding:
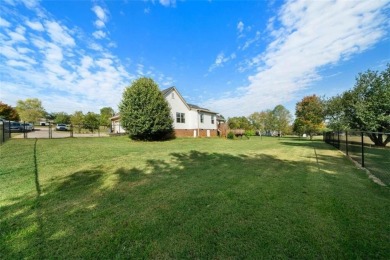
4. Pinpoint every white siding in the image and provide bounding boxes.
[197,112,217,130]
[163,88,218,131]
[165,89,191,130]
